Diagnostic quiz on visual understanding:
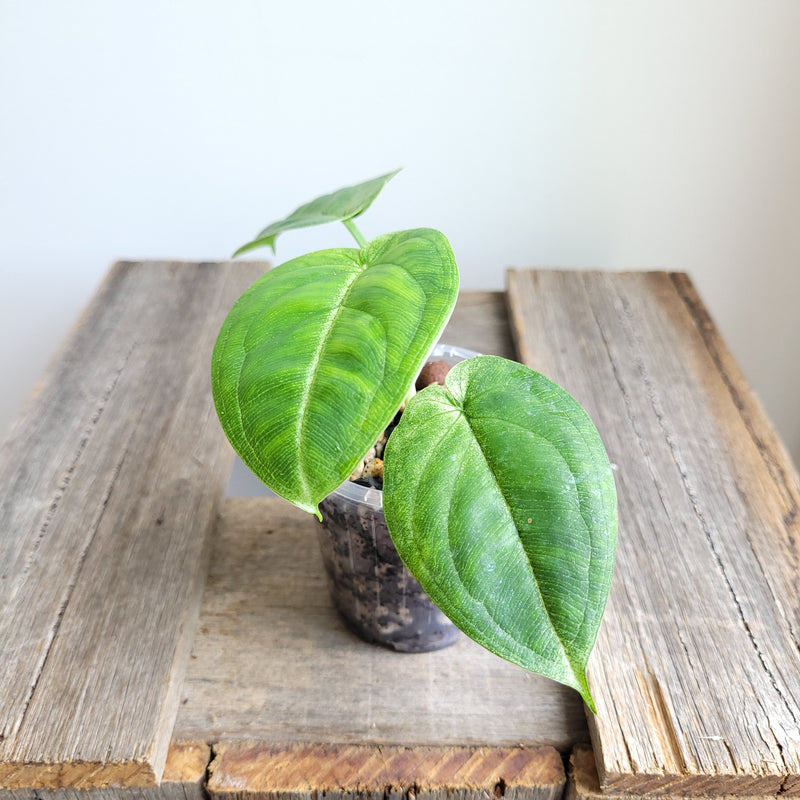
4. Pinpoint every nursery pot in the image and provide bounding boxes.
[317,480,458,652]
[316,343,478,653]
